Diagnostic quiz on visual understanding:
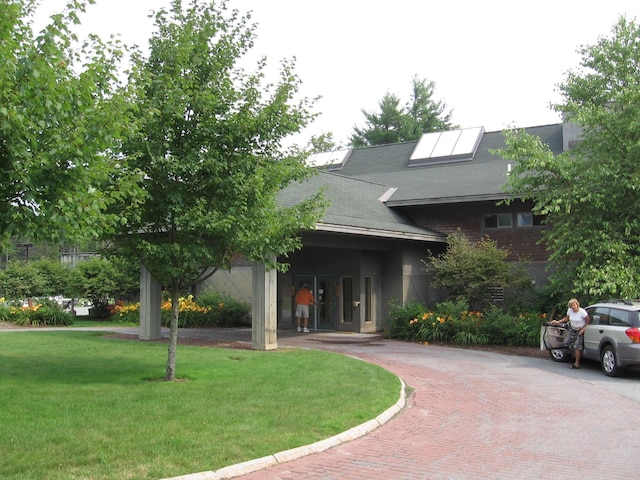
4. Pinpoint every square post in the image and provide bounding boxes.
[252,261,278,350]
[140,264,162,340]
